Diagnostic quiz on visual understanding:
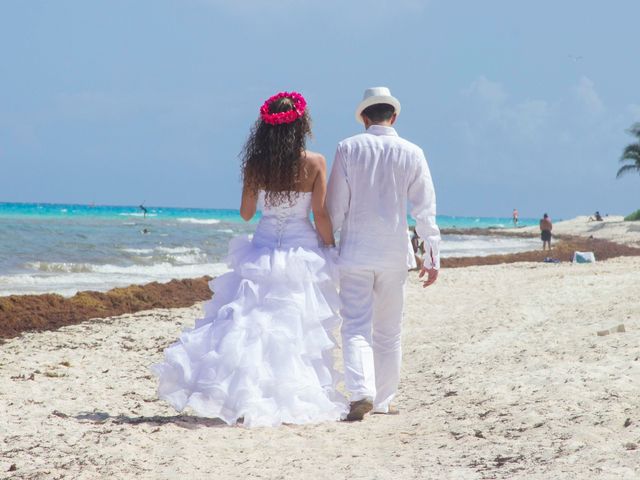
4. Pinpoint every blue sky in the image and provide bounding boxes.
[1,0,638,218]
